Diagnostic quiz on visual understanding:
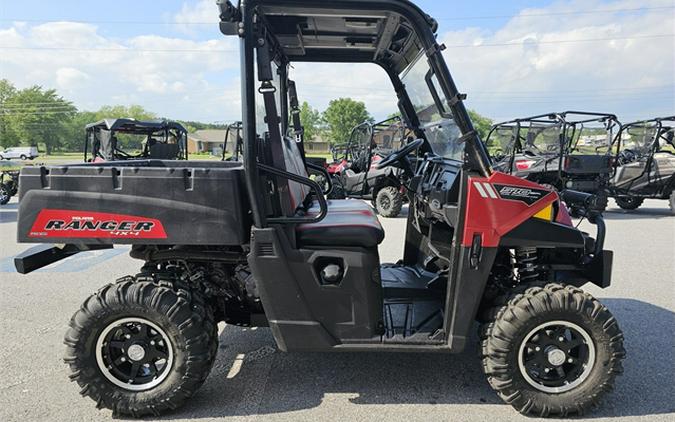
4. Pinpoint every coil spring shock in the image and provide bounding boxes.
[516,247,539,283]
